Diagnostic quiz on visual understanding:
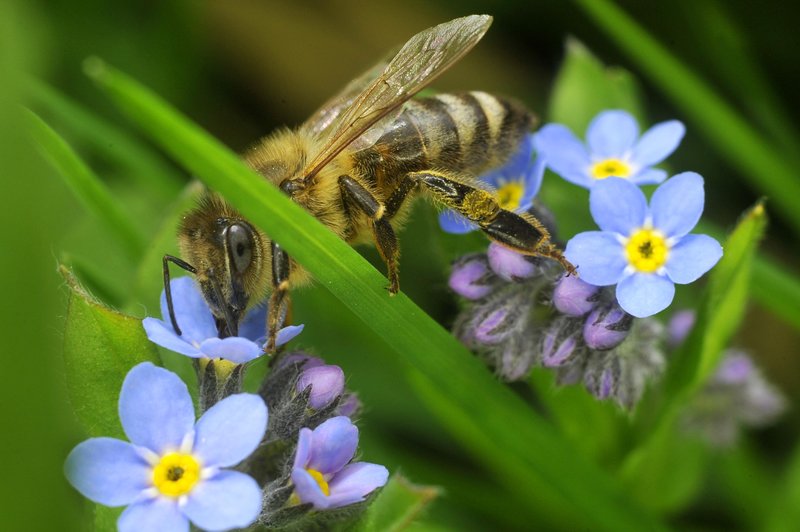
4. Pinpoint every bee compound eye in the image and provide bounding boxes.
[226,224,253,273]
